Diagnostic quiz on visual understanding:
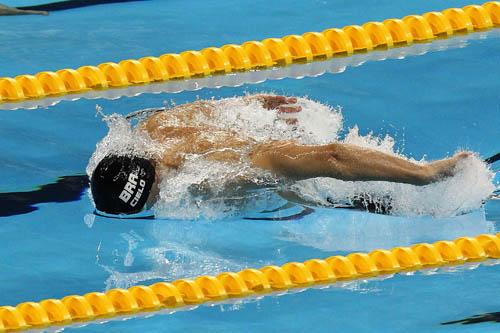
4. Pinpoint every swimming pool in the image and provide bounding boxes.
[1,0,499,332]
